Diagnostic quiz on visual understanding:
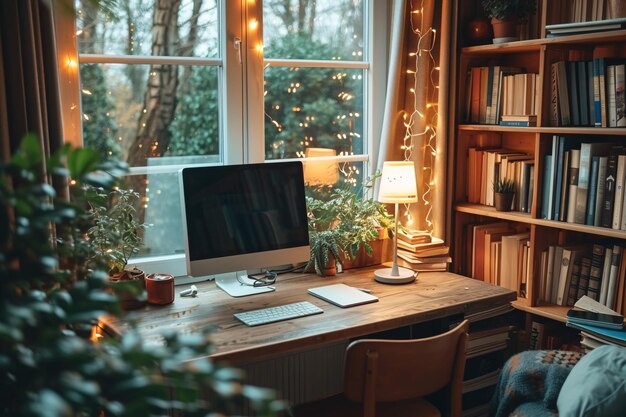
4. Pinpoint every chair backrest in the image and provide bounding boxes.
[343,319,468,416]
